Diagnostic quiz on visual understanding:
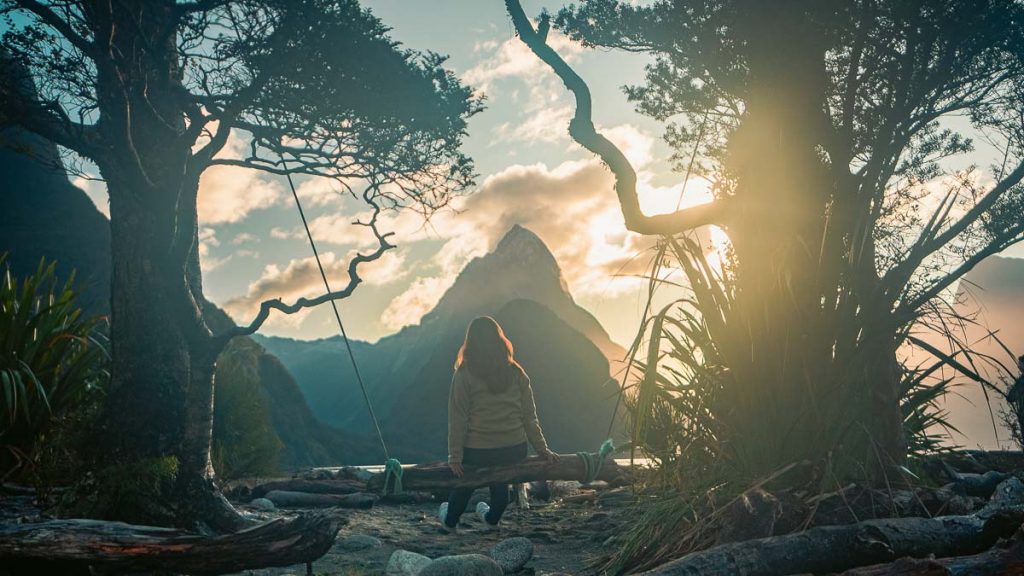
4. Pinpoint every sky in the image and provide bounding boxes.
[63,0,1024,346]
